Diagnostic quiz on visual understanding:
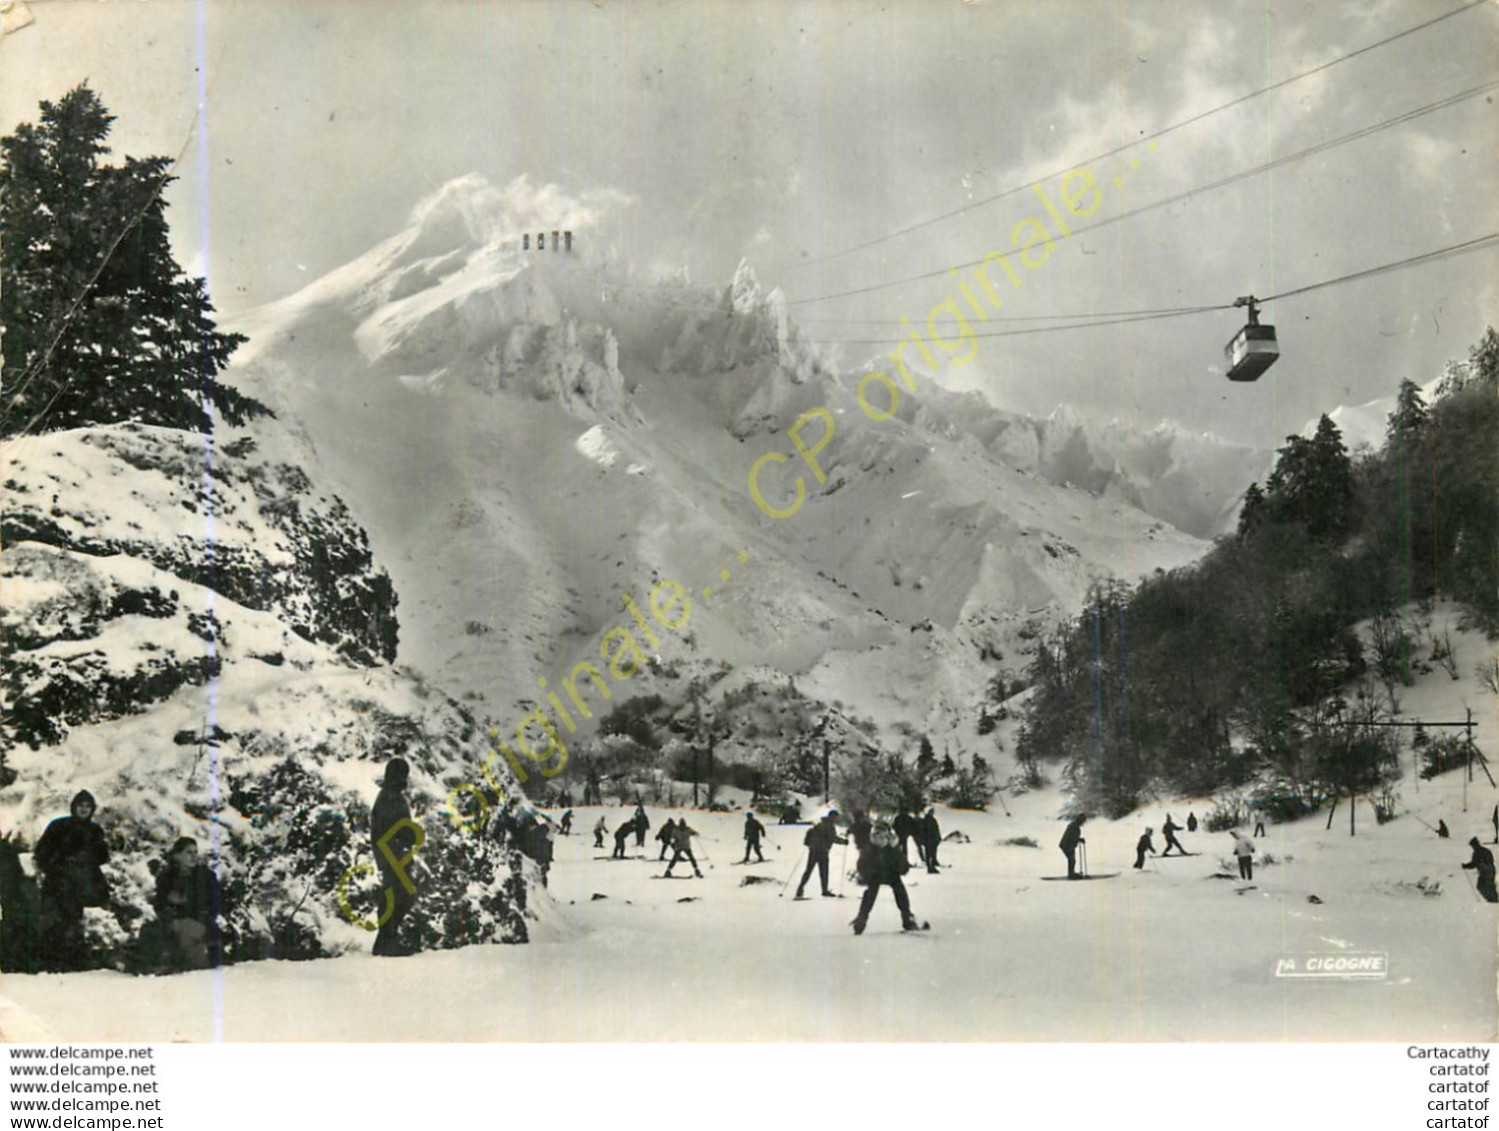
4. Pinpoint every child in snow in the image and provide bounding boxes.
[593,816,607,849]
[1134,828,1156,870]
